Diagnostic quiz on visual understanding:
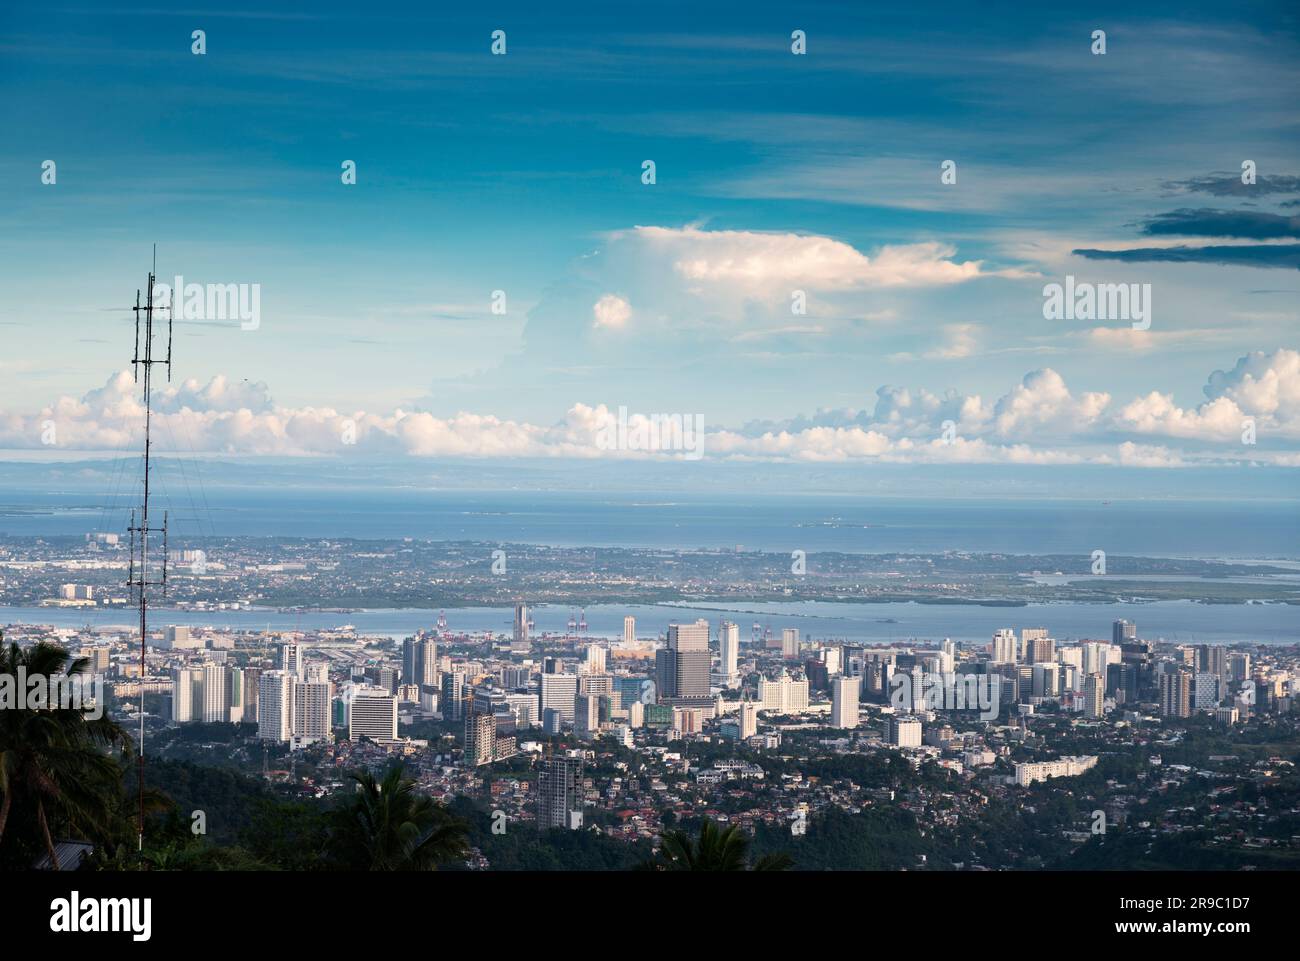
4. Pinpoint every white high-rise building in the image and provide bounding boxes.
[349,688,398,742]
[992,629,1018,664]
[760,674,810,714]
[889,715,922,748]
[201,663,229,723]
[831,675,860,729]
[719,621,740,686]
[668,620,709,652]
[781,628,800,658]
[258,671,294,742]
[623,616,636,643]
[540,672,578,724]
[281,642,305,681]
[583,644,606,675]
[171,667,199,723]
[294,680,332,741]
[738,700,759,739]
[1083,673,1105,719]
